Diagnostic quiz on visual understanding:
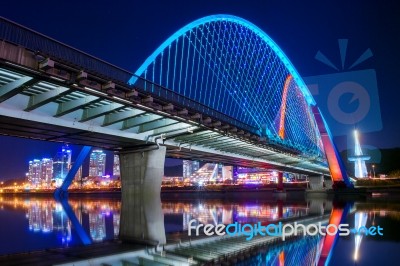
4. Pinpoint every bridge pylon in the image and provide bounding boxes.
[119,145,167,245]
[312,107,353,189]
[54,146,92,199]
